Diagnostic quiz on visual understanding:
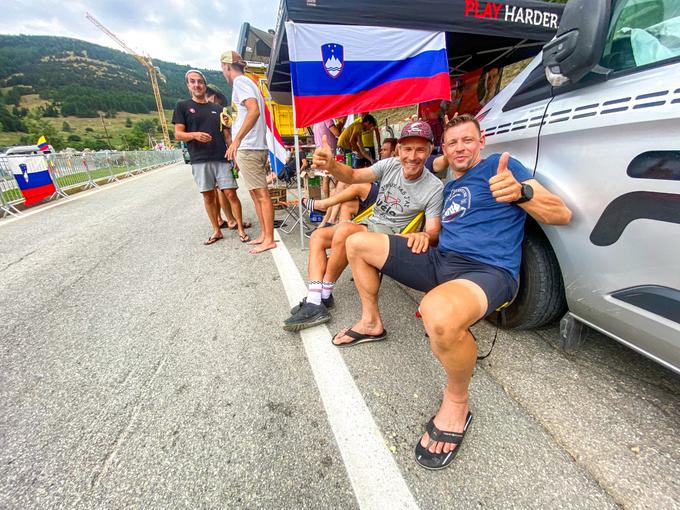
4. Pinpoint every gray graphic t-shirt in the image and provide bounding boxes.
[368,157,444,231]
